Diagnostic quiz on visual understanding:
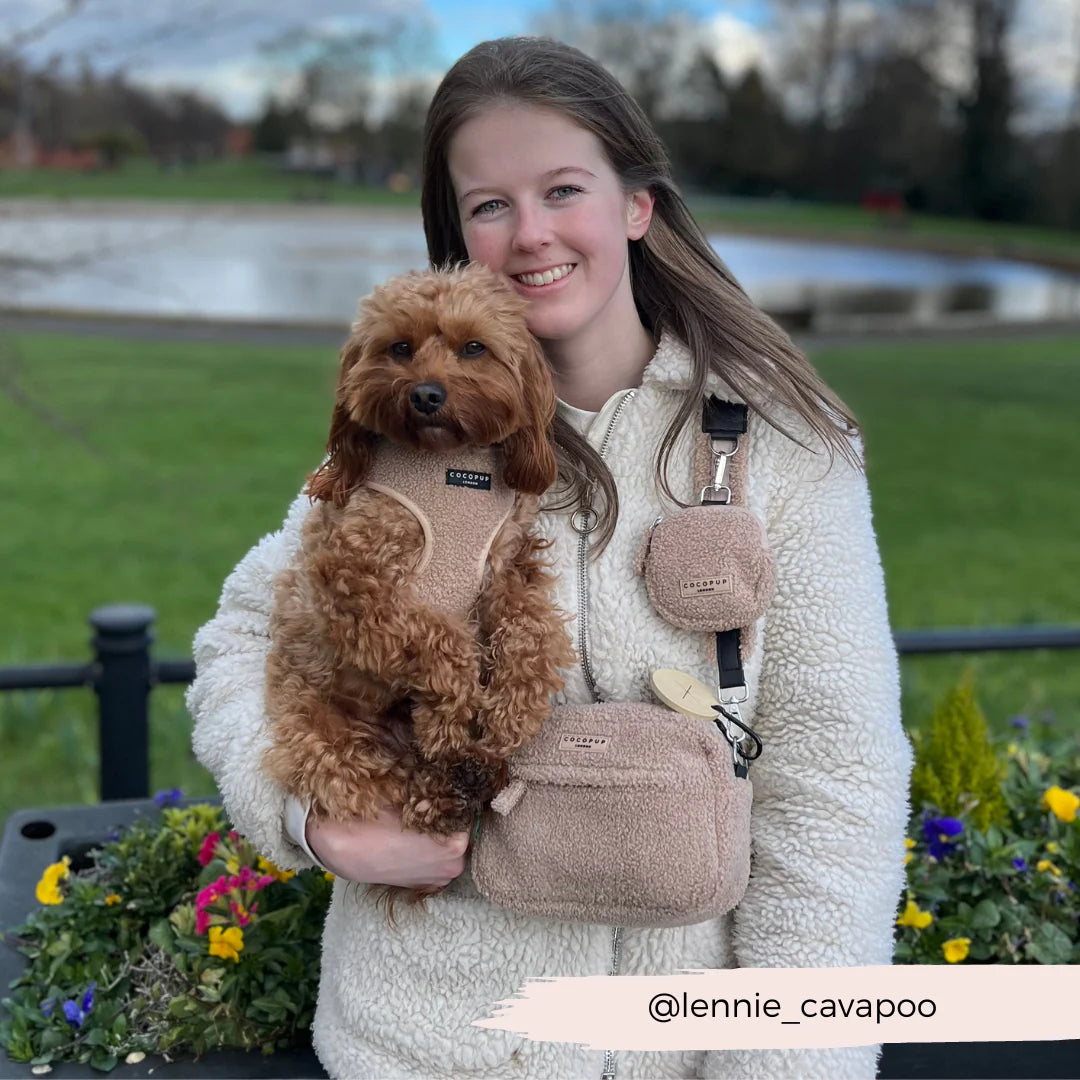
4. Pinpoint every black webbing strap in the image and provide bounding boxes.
[702,395,749,692]
[702,395,748,440]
